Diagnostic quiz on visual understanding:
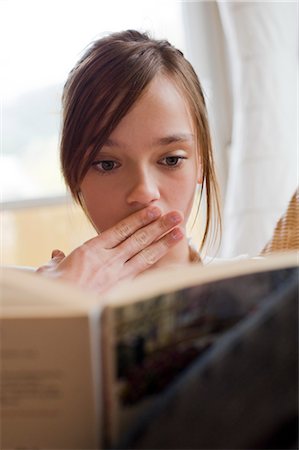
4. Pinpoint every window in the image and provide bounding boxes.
[1,0,185,203]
